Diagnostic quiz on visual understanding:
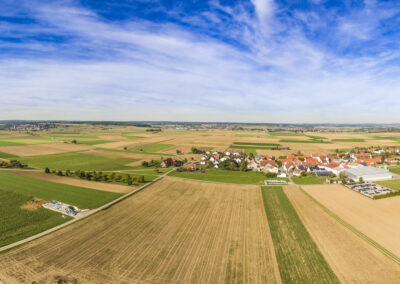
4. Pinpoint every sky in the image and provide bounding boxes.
[1,0,400,123]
